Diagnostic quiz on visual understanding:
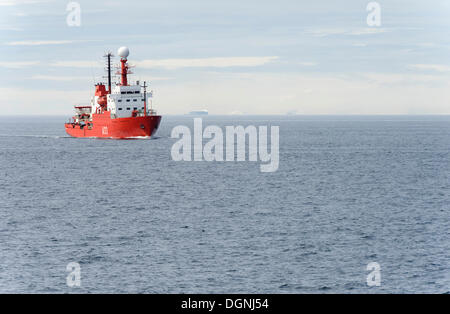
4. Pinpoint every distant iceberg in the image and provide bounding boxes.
[188,110,208,115]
